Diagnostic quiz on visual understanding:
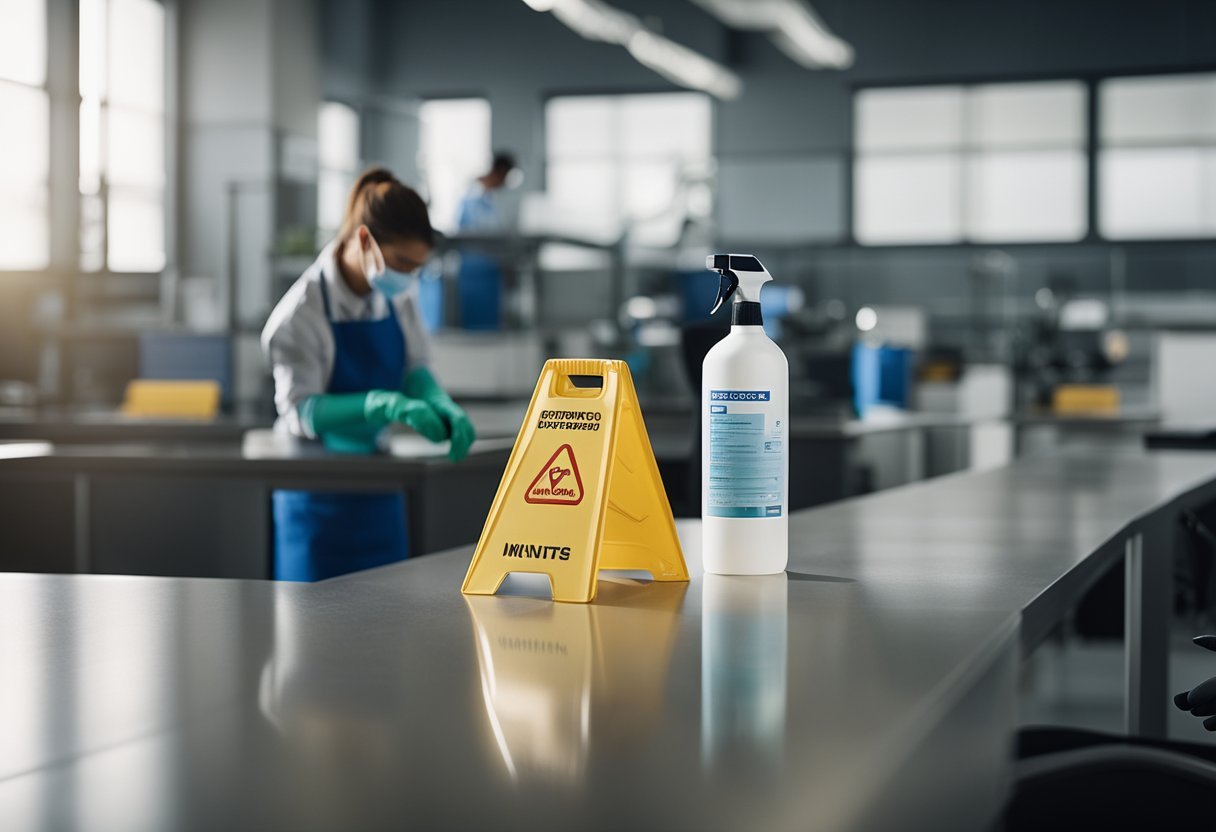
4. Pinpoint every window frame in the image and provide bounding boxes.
[540,87,716,242]
[849,64,1216,251]
[415,93,493,235]
[0,0,52,273]
[1096,70,1216,242]
[78,0,171,277]
[316,99,362,241]
[0,0,172,281]
[851,78,1091,247]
